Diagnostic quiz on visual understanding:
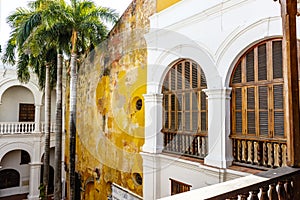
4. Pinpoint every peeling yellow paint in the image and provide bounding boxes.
[68,0,156,199]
